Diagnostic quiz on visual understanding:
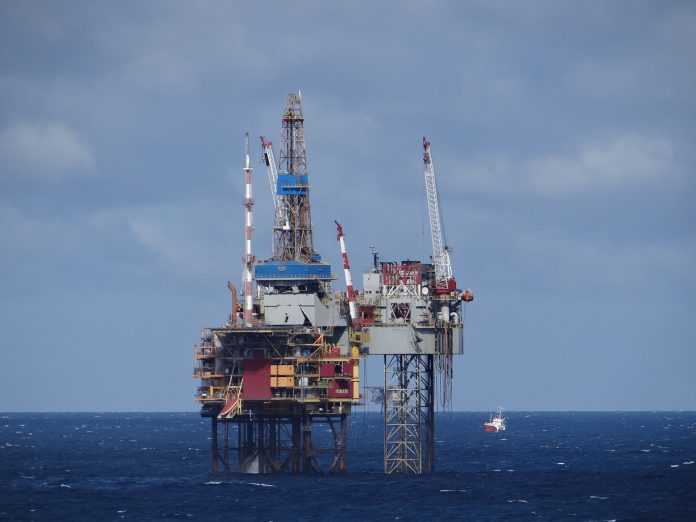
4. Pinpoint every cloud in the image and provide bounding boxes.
[0,121,94,179]
[0,198,234,293]
[95,5,271,93]
[445,134,678,196]
[0,200,61,248]
[468,214,696,295]
[529,135,675,194]
[518,233,696,291]
[90,203,236,280]
[128,217,191,268]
